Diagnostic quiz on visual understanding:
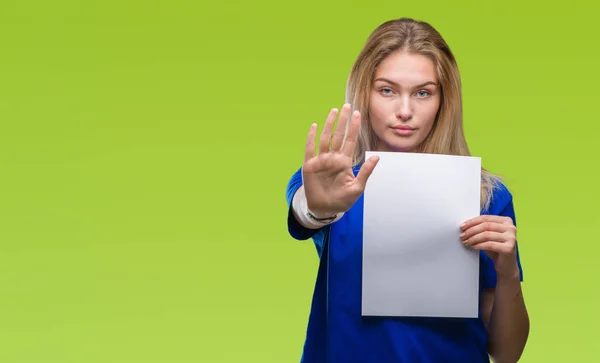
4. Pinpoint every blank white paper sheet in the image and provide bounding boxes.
[362,151,482,318]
